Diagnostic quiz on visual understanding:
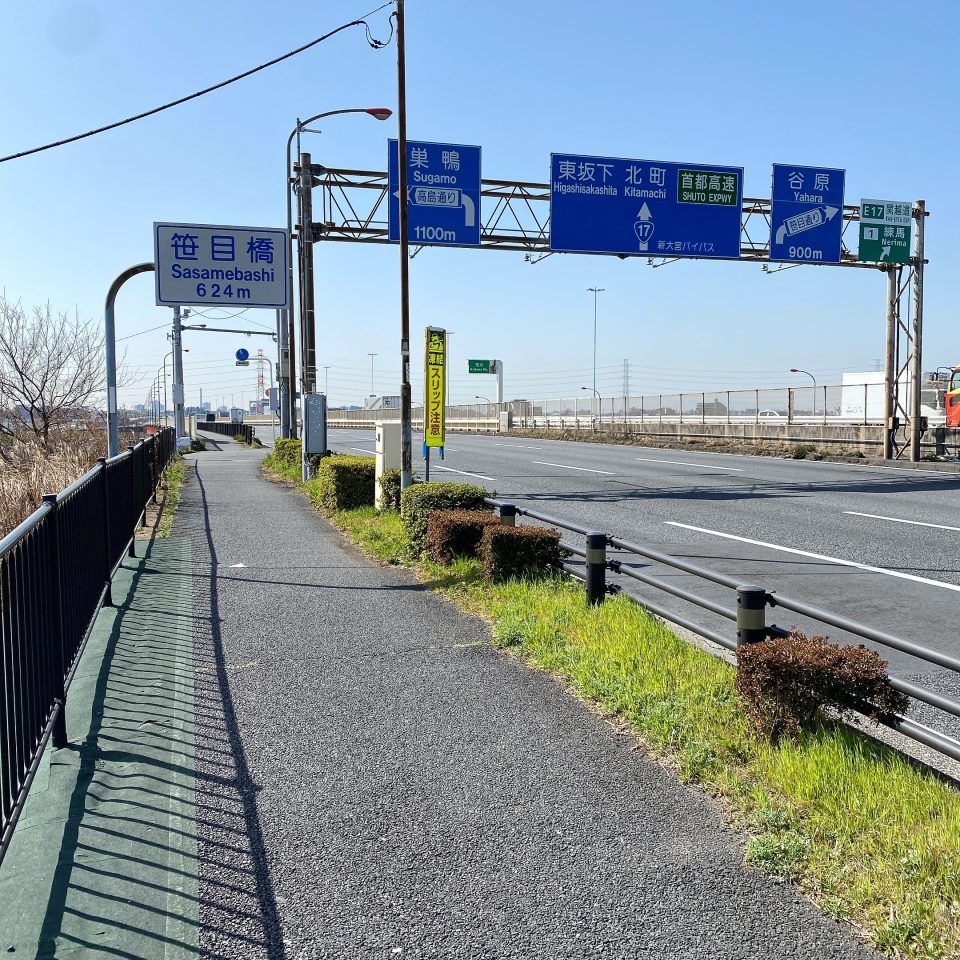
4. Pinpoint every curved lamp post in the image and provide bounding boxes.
[282,107,392,439]
[789,367,817,416]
